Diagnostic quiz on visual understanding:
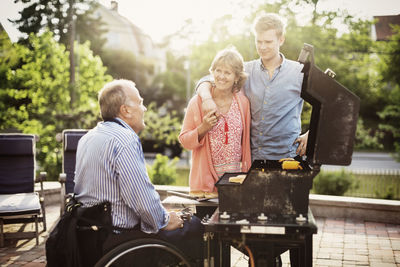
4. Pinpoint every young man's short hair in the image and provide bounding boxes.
[252,13,286,37]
